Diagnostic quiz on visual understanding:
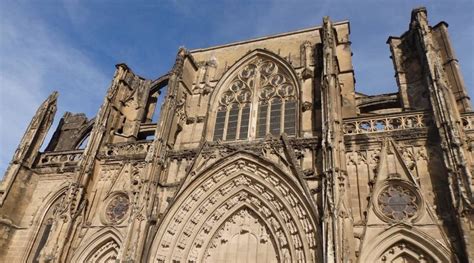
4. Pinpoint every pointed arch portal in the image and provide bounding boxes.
[149,152,319,262]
